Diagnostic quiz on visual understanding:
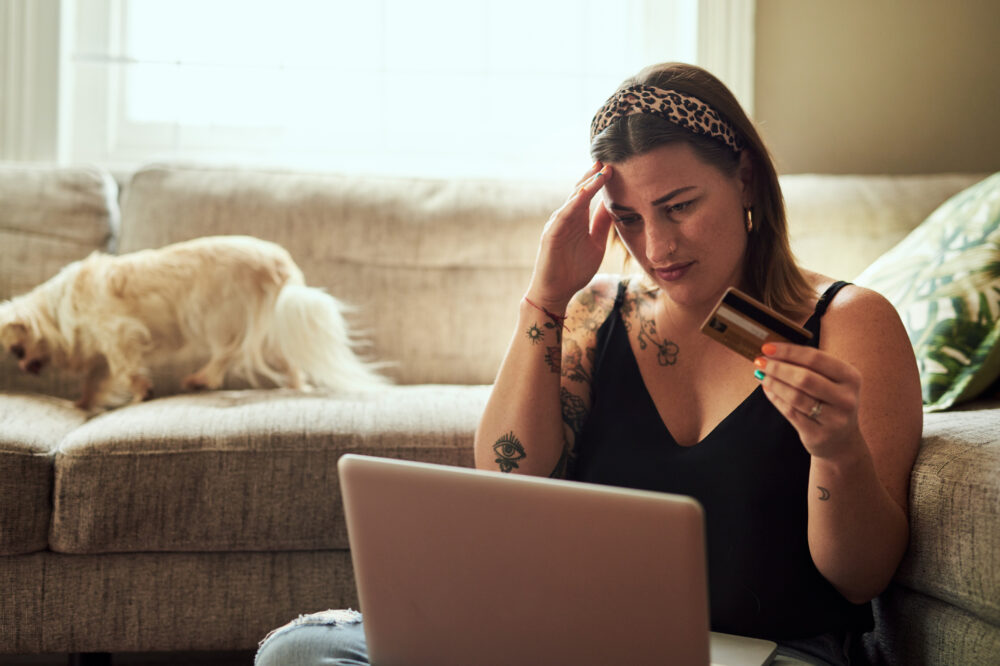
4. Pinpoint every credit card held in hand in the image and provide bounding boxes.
[700,287,812,361]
